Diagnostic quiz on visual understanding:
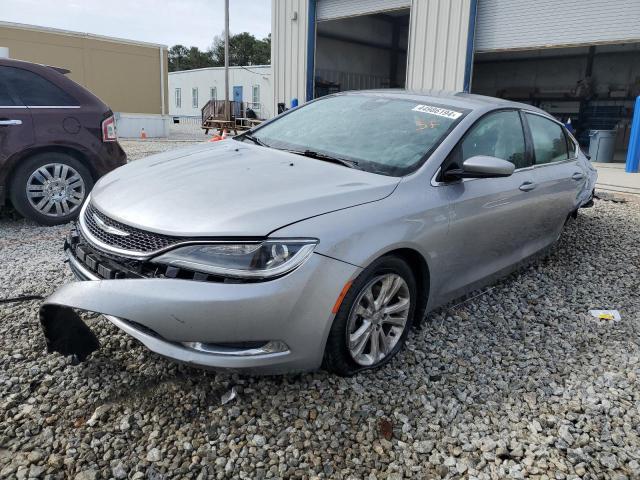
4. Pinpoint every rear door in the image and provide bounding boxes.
[0,66,34,169]
[0,65,81,146]
[436,109,540,298]
[523,112,578,248]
